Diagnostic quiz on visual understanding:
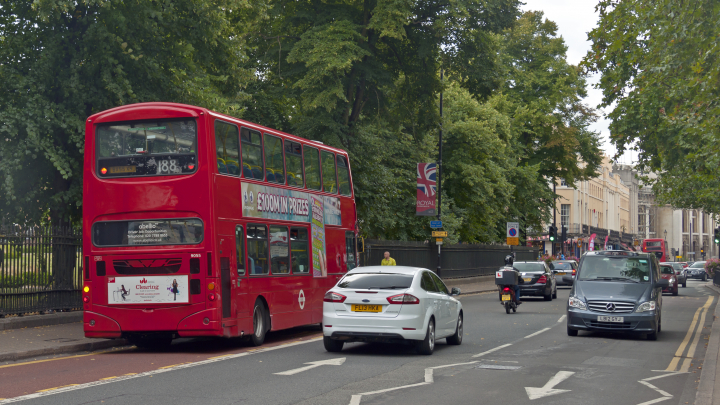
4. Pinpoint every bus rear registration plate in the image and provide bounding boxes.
[351,304,381,313]
[109,166,136,174]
